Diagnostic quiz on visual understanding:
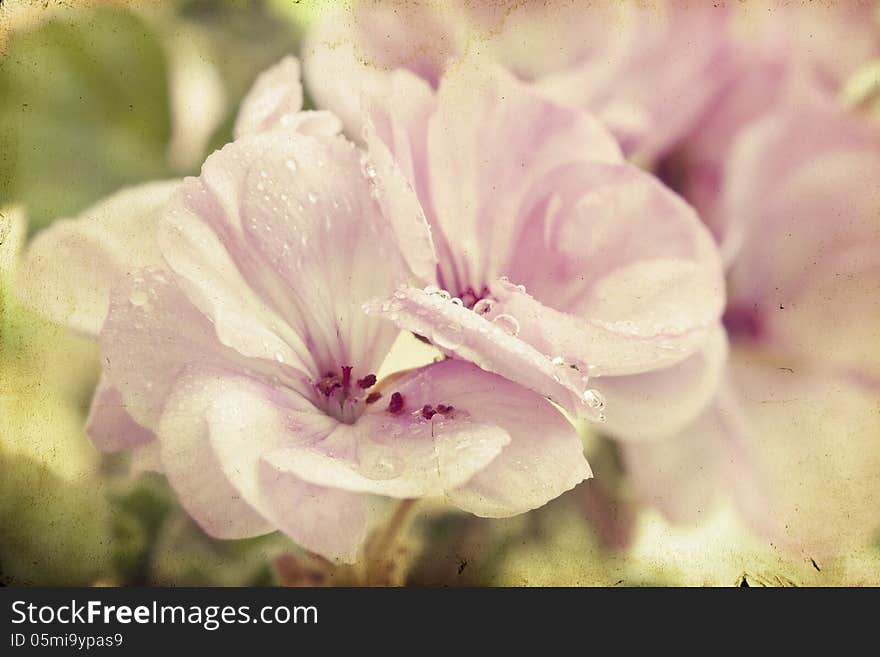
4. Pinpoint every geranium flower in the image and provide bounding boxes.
[16,59,591,562]
[665,1,879,256]
[360,63,727,441]
[624,93,880,557]
[302,0,731,164]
